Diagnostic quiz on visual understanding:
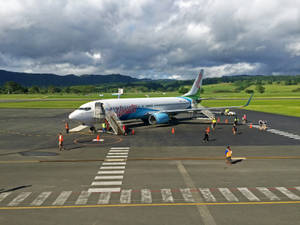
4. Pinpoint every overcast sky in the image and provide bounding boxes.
[0,0,300,79]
